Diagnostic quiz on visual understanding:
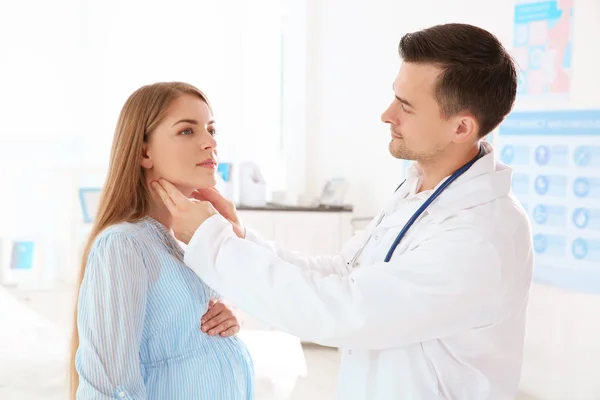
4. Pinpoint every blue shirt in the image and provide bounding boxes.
[75,217,254,399]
